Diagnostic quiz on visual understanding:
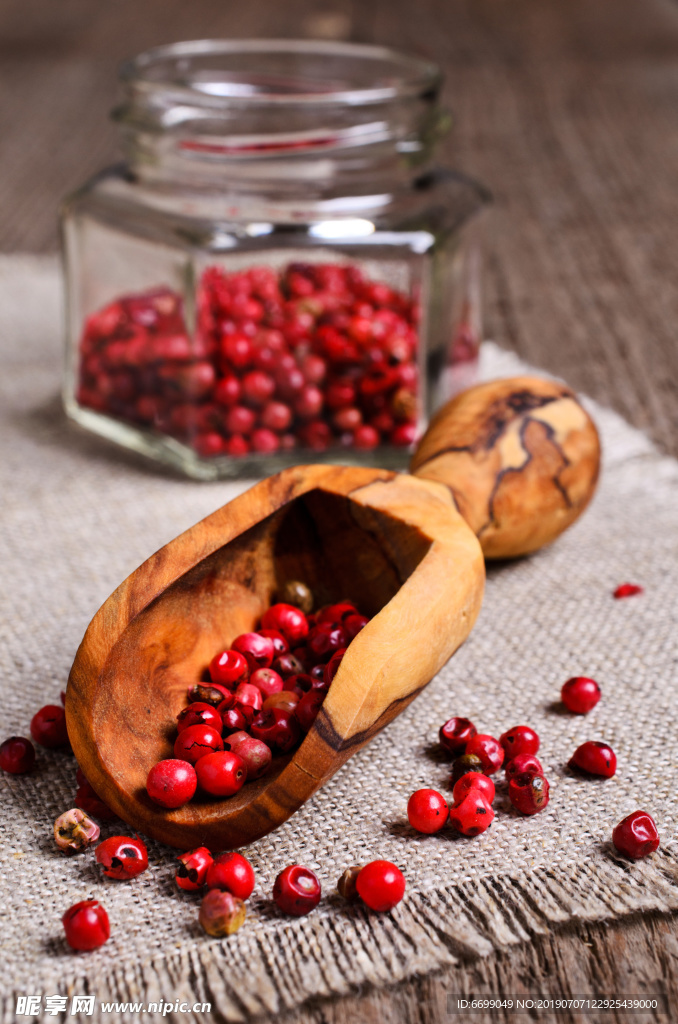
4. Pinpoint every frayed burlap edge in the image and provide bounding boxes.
[4,848,677,1024]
